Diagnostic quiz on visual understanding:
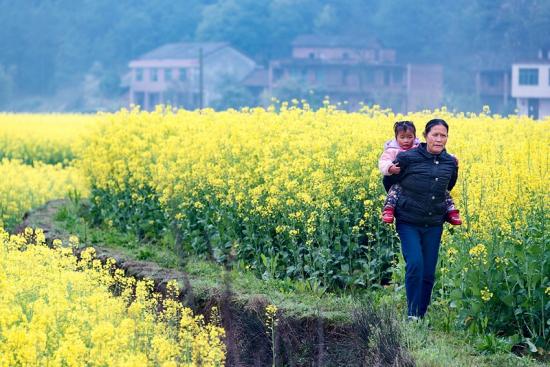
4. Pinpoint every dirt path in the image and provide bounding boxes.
[14,199,189,292]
